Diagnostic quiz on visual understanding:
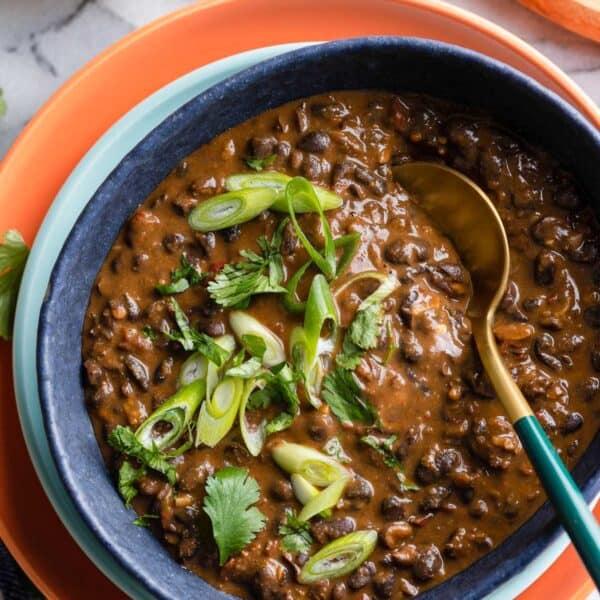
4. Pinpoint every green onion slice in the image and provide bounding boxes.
[135,379,205,451]
[291,473,320,505]
[291,474,333,518]
[204,334,237,402]
[332,270,389,298]
[291,275,338,407]
[188,188,278,232]
[298,530,378,584]
[178,352,208,388]
[271,442,349,487]
[298,475,349,522]
[285,177,337,280]
[229,311,285,367]
[239,378,267,457]
[196,377,244,447]
[225,172,343,213]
